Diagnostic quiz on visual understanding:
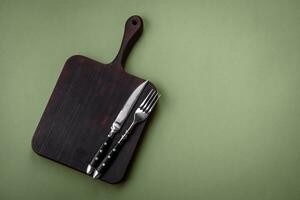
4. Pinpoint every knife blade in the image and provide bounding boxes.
[86,80,148,174]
